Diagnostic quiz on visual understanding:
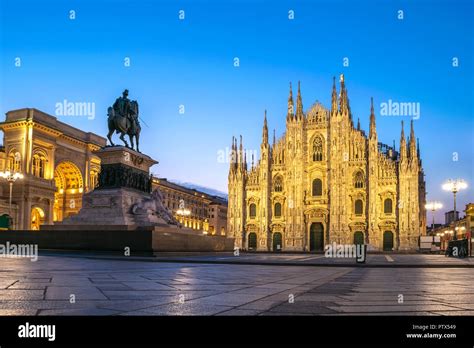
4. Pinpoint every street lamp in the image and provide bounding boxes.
[425,201,443,230]
[0,171,24,228]
[442,179,468,239]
